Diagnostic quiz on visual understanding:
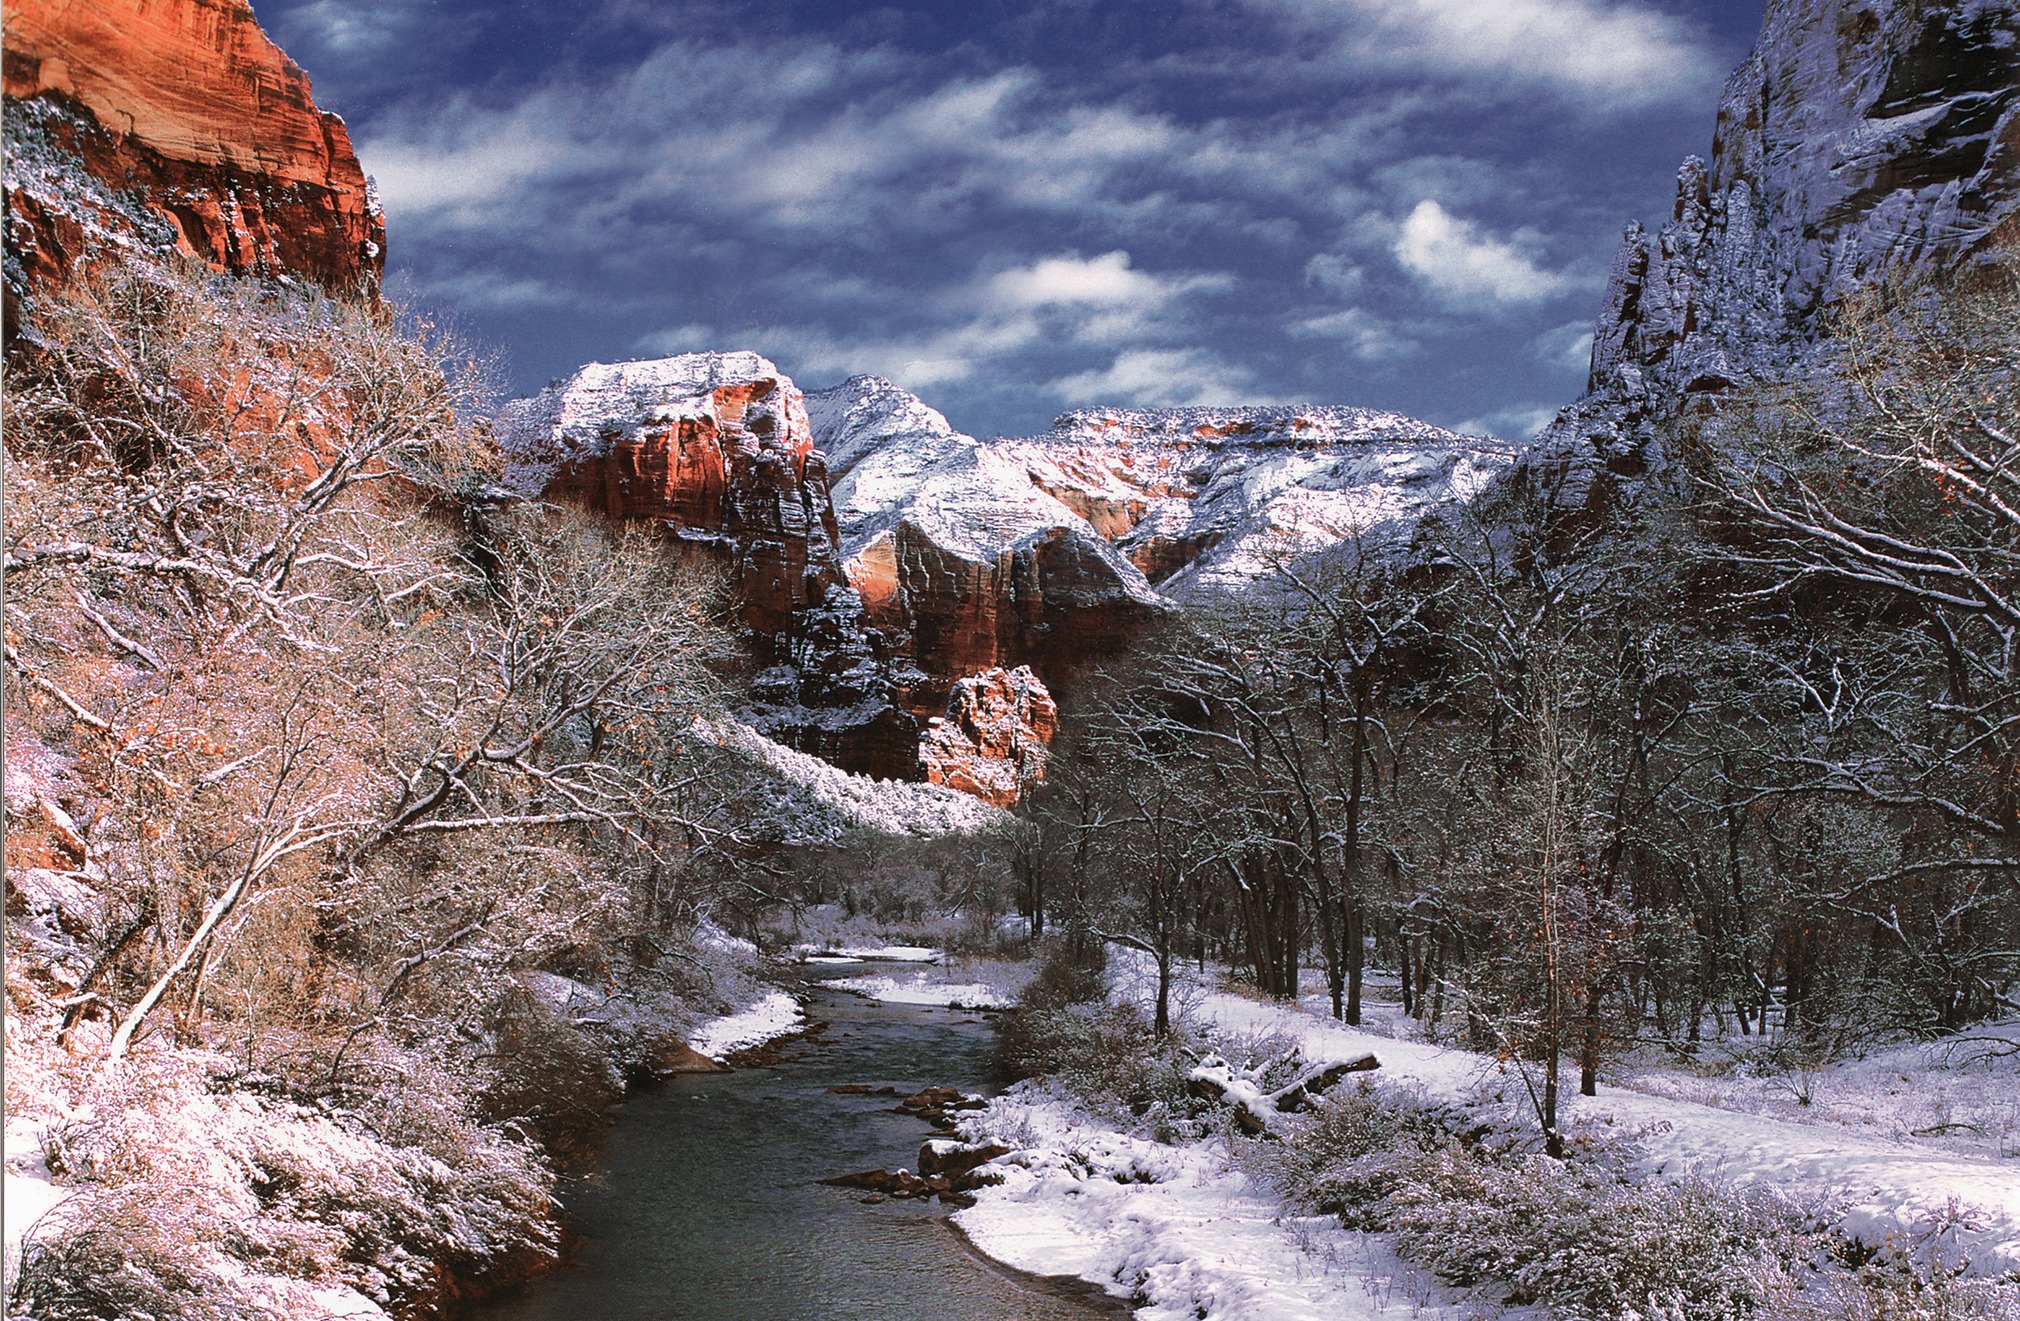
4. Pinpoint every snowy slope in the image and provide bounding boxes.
[807,377,1507,599]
